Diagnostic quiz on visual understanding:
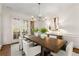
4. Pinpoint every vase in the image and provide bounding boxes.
[34,32,39,37]
[40,33,47,39]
